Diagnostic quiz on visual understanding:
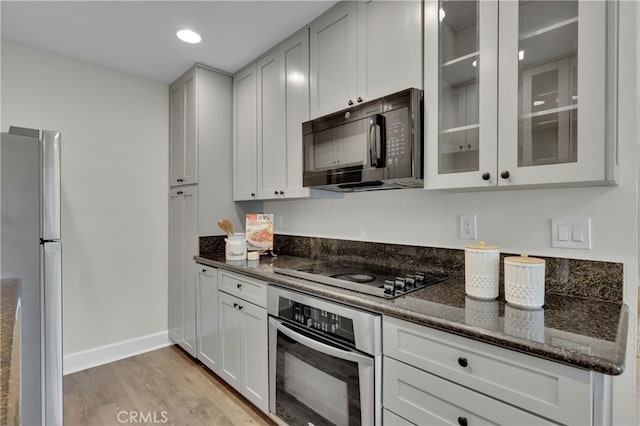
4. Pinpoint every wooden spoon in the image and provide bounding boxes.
[217,218,234,235]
